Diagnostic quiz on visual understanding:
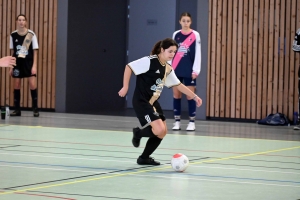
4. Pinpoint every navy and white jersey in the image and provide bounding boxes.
[292,28,300,52]
[128,55,181,104]
[170,30,201,78]
[10,29,39,59]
